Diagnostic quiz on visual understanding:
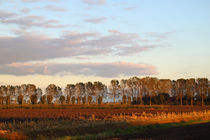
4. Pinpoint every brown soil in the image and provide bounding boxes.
[0,106,209,121]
